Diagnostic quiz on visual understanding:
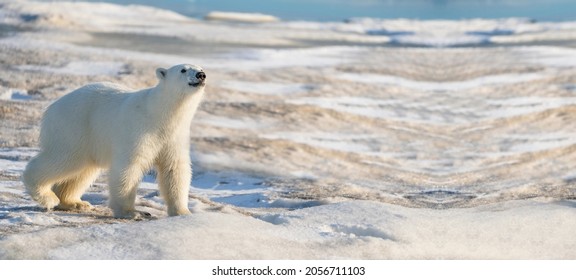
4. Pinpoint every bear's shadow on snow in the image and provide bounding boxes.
[79,191,159,220]
[80,192,108,206]
[554,199,576,208]
[0,205,45,215]
[0,204,117,222]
